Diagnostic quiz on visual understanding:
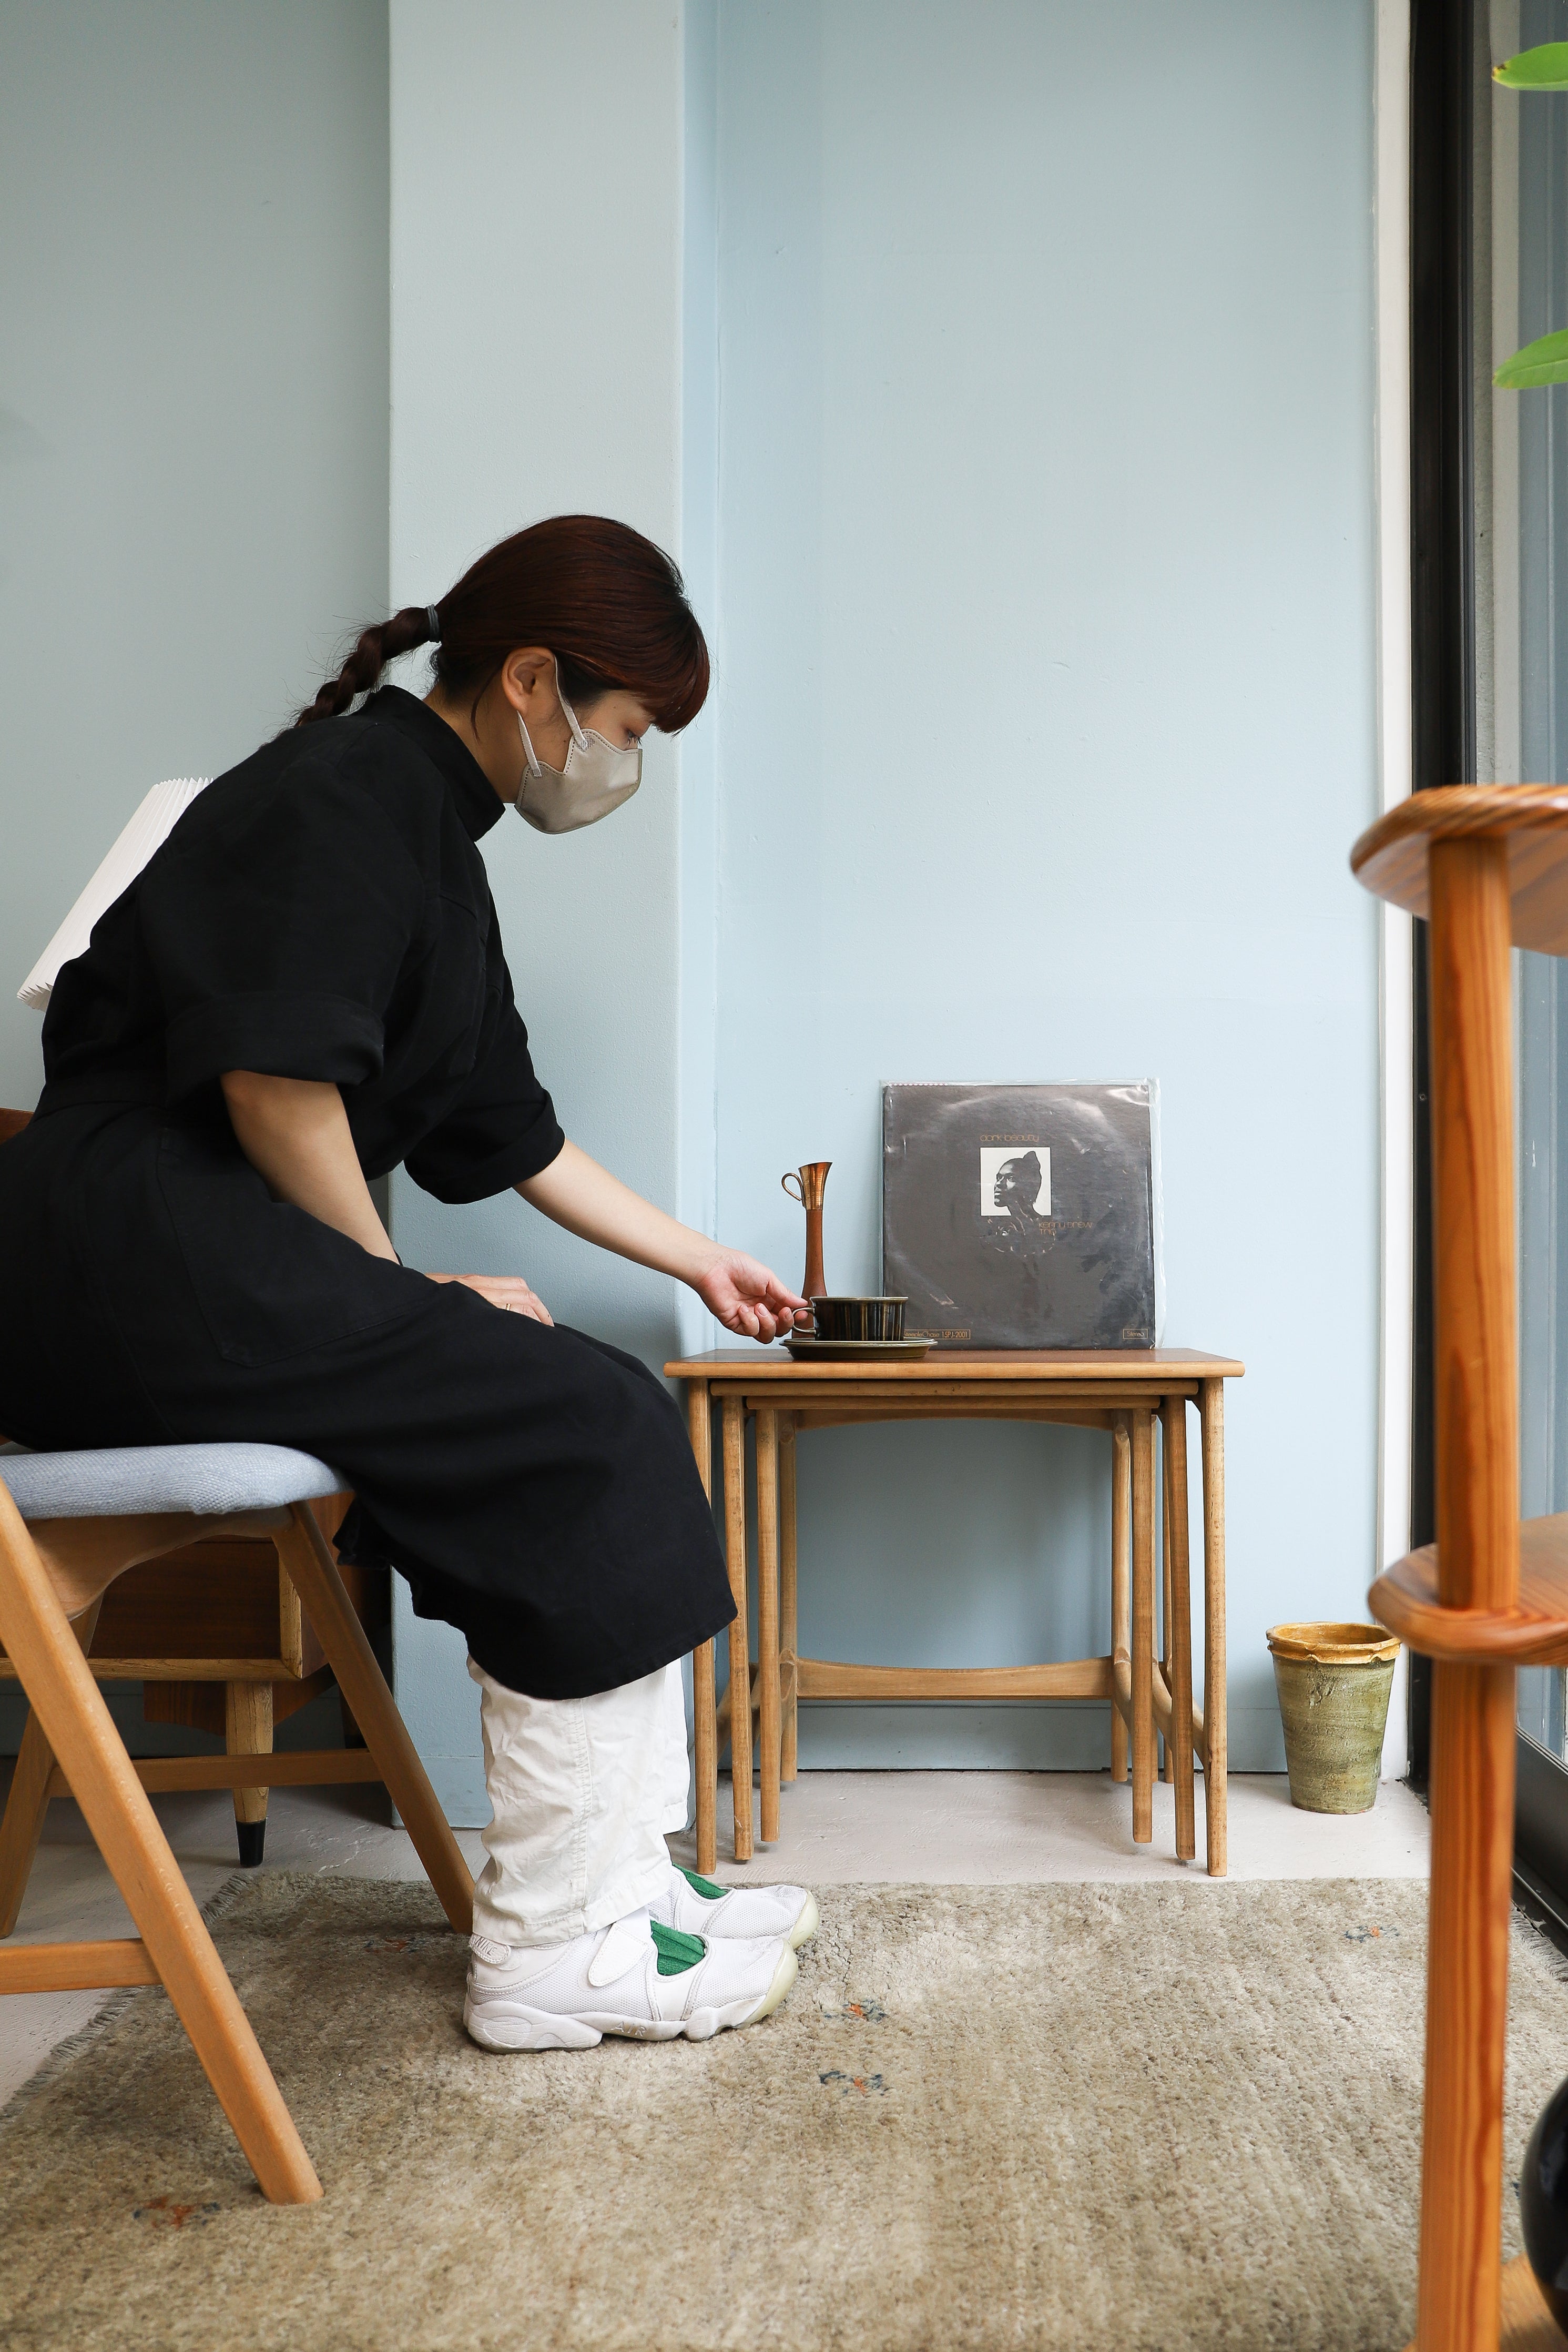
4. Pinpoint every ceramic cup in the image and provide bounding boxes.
[810,1296,908,1342]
